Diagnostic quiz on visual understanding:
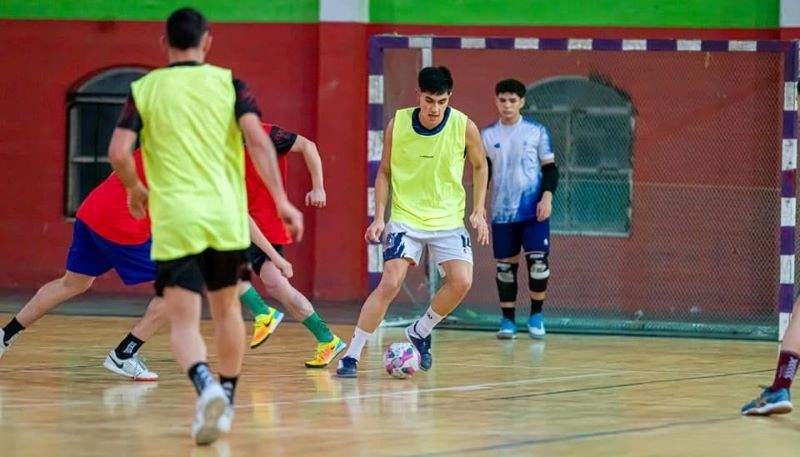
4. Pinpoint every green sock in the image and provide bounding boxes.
[302,312,334,343]
[240,287,272,317]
